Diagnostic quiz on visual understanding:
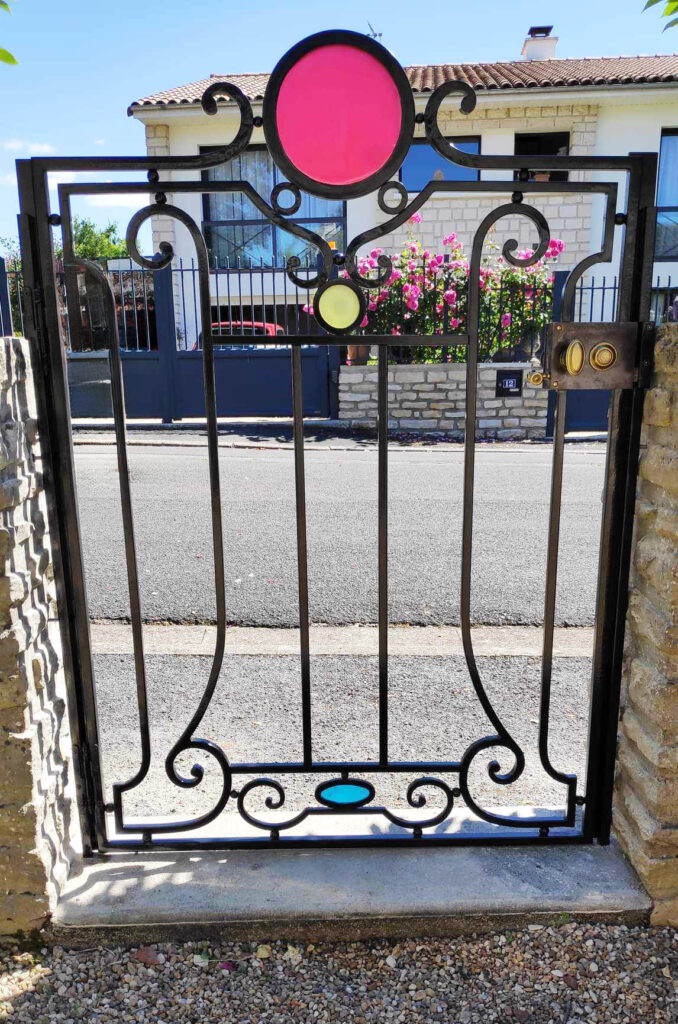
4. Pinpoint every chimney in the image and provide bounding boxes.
[521,25,558,60]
